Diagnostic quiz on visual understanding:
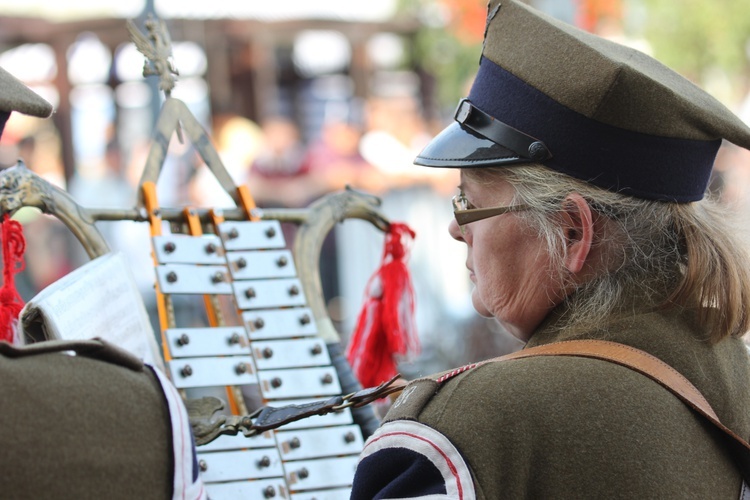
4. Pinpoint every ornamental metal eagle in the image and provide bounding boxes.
[126,15,179,96]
